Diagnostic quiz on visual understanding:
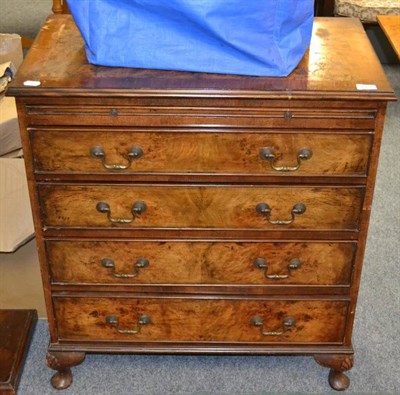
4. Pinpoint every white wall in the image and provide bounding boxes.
[0,0,52,38]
